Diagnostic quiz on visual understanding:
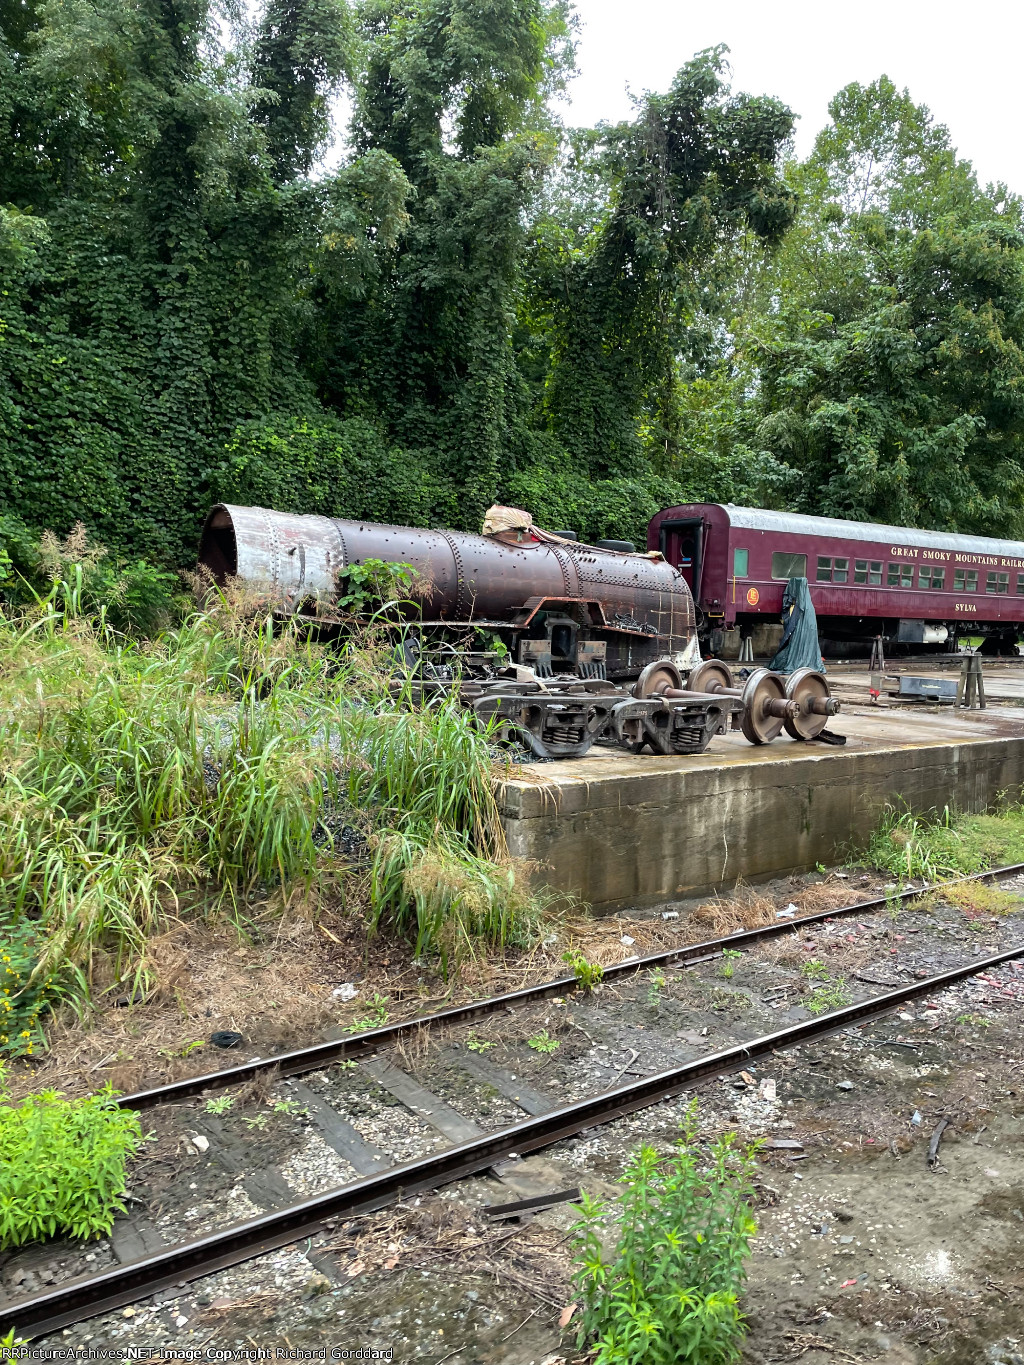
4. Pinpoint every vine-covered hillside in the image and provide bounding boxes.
[3,0,1024,563]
